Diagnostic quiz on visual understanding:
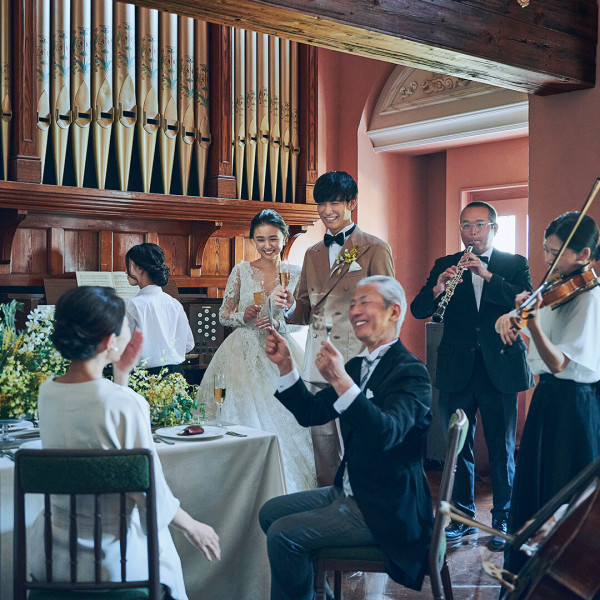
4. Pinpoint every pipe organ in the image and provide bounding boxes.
[0,0,318,303]
[0,0,303,202]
